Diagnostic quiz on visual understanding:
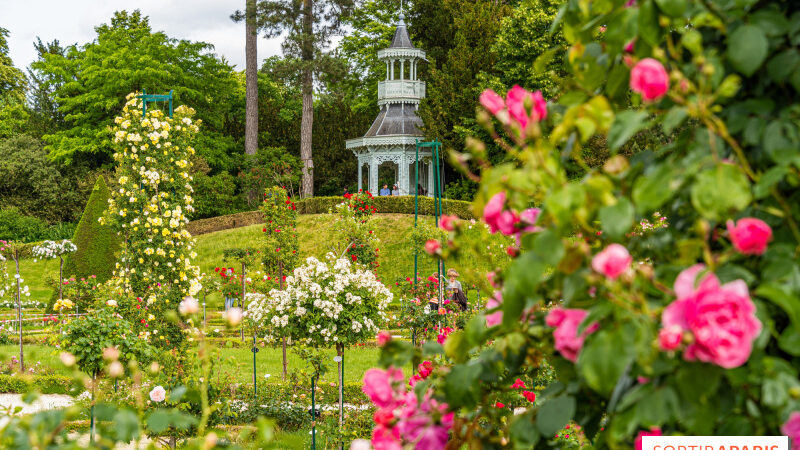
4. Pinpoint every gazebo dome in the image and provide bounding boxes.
[346,10,434,197]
